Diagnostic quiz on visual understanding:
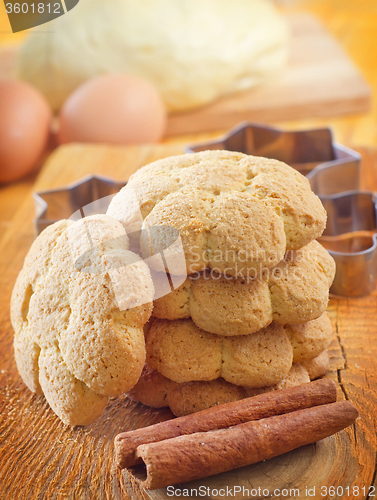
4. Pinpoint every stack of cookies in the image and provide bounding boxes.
[107,151,336,417]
